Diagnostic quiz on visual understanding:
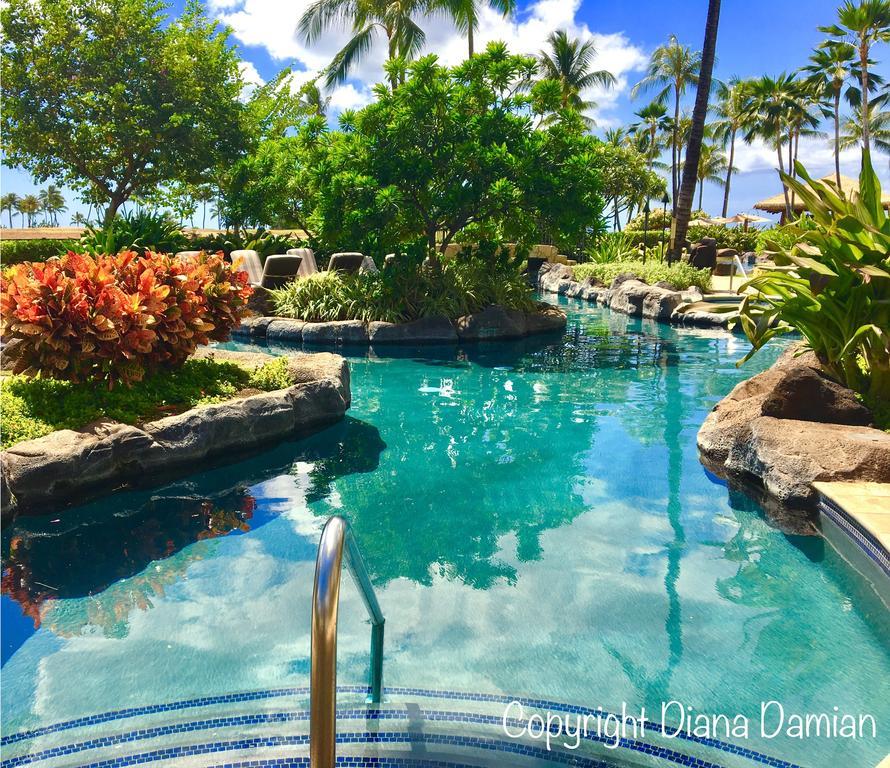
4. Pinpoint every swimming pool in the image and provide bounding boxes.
[2,296,888,767]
